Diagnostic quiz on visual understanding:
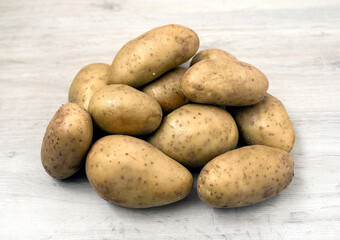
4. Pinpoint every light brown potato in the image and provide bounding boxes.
[109,24,199,88]
[88,84,162,135]
[182,59,269,106]
[148,104,239,167]
[232,93,295,152]
[86,135,193,208]
[142,67,188,113]
[68,63,110,110]
[41,103,93,179]
[190,49,237,66]
[197,145,294,208]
